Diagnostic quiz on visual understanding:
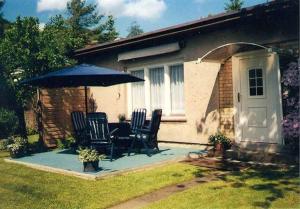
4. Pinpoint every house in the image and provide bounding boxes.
[40,0,298,149]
